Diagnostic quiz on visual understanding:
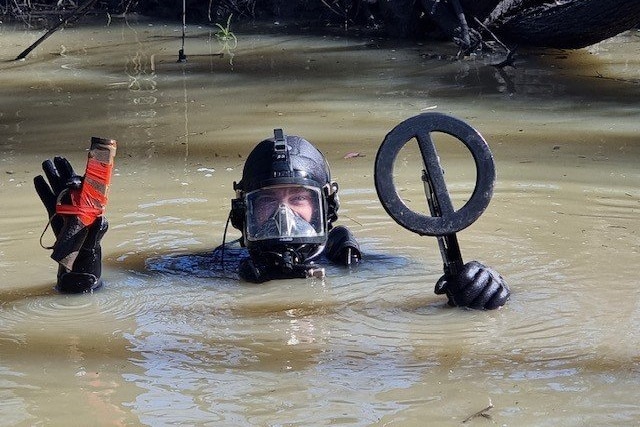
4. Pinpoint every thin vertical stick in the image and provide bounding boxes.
[177,0,187,62]
[182,0,186,52]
